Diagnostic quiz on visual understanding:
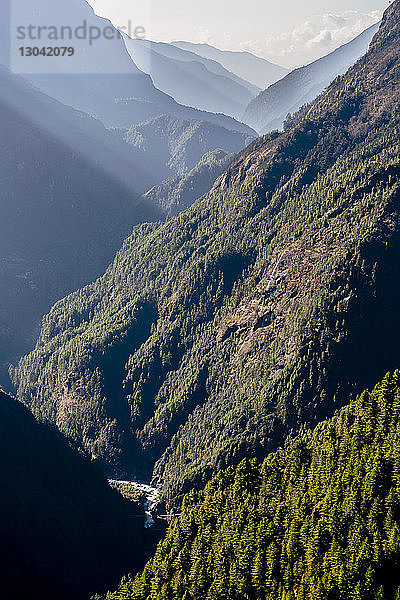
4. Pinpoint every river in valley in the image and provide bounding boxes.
[112,480,160,528]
